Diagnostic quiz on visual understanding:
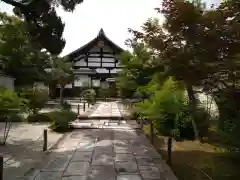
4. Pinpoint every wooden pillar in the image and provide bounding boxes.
[0,156,3,180]
[167,137,172,166]
[150,121,154,145]
[72,75,75,97]
[77,104,80,115]
[90,77,93,88]
[43,129,48,151]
